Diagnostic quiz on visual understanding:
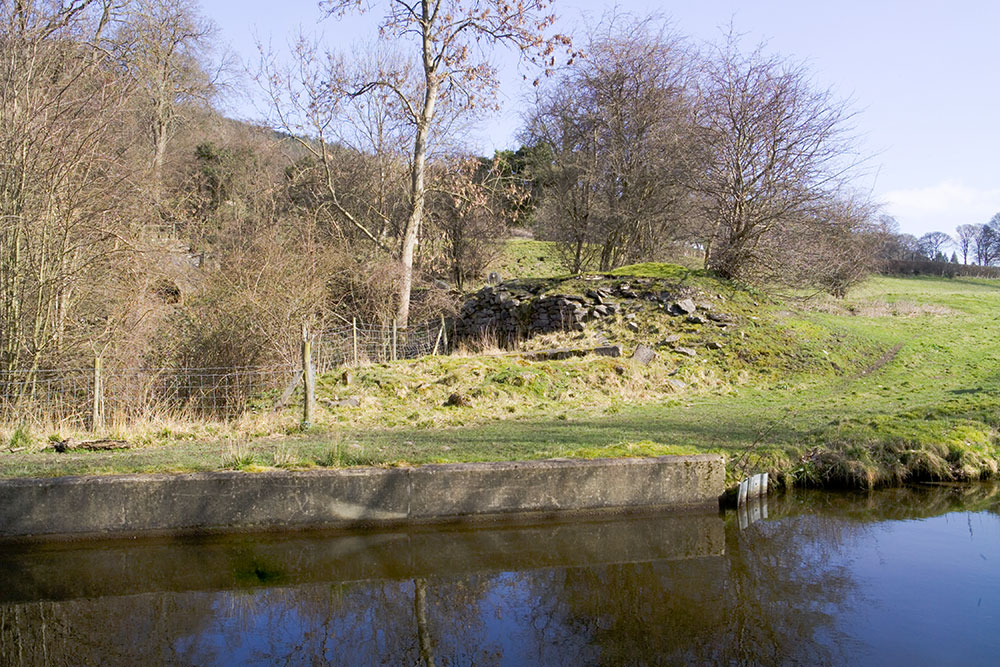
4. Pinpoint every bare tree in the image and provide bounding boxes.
[974,222,996,265]
[955,224,978,264]
[309,0,571,327]
[525,16,700,272]
[425,155,525,288]
[917,231,952,260]
[692,32,865,286]
[115,0,225,200]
